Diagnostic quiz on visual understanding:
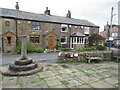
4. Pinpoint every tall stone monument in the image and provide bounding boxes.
[2,35,43,76]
